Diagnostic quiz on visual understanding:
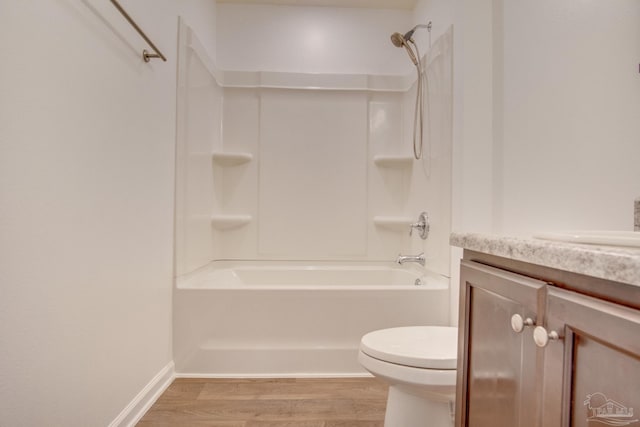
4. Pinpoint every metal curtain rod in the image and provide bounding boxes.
[110,0,167,62]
